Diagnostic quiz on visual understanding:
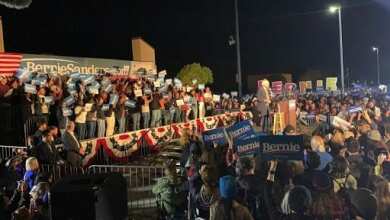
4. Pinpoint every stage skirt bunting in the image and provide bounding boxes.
[79,111,252,166]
